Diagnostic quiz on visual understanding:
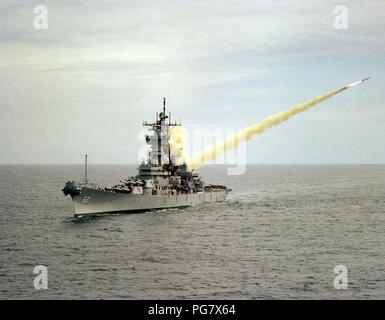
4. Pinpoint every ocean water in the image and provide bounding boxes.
[0,164,384,299]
